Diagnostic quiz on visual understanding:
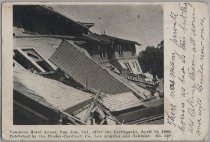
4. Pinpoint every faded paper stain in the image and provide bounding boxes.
[1,2,209,141]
